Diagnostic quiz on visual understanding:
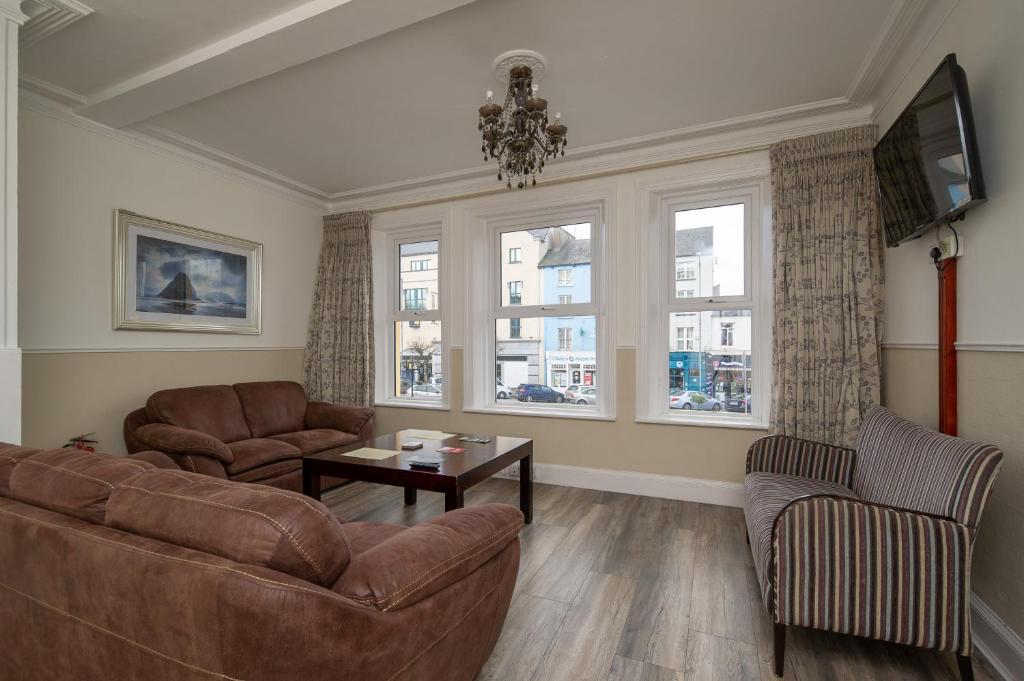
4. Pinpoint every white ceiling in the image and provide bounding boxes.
[20,0,900,196]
